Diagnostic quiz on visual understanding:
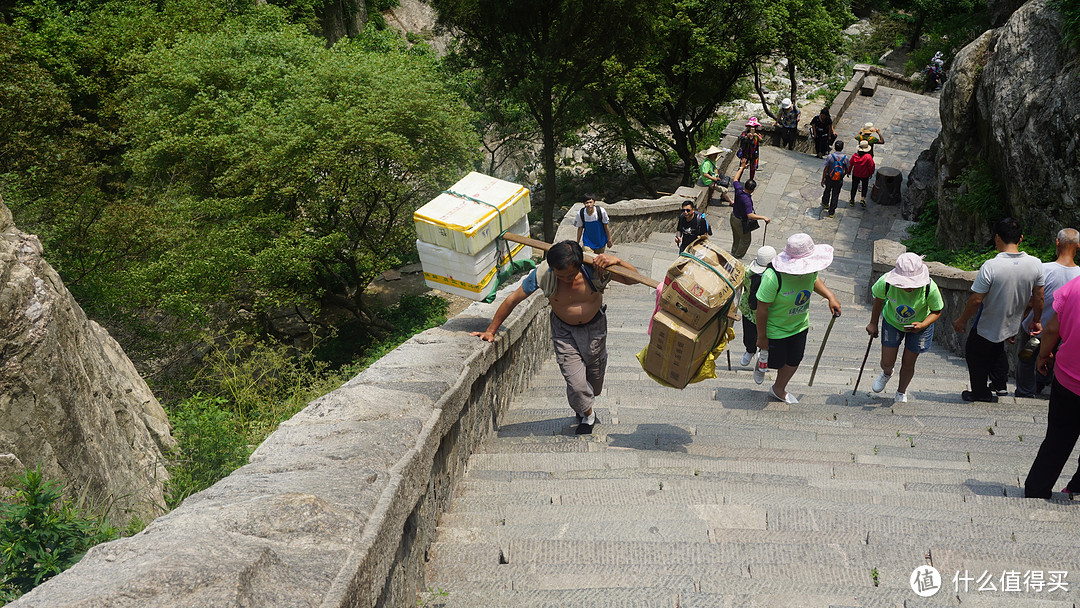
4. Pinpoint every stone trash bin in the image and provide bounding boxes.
[871,166,903,206]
